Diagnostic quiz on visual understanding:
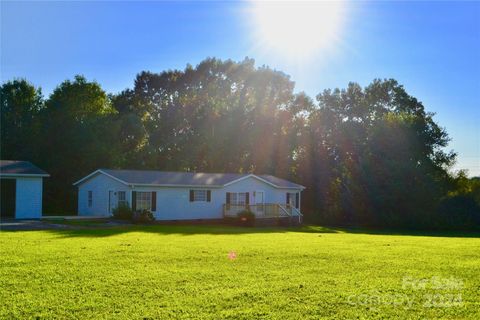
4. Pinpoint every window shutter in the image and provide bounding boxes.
[286,193,290,205]
[189,190,194,202]
[151,192,157,211]
[245,192,249,205]
[295,193,299,209]
[132,191,137,211]
[207,190,211,202]
[226,192,230,210]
